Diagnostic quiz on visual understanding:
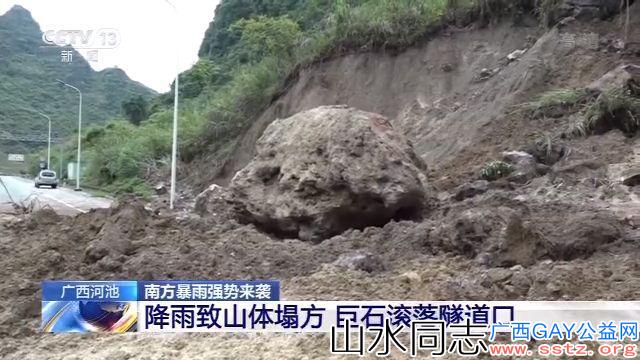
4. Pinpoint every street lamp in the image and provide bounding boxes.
[19,107,51,169]
[165,0,179,209]
[56,79,82,191]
